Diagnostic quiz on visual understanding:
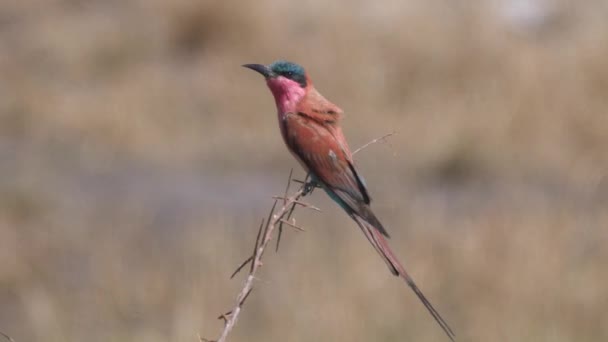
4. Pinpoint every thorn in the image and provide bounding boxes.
[250,219,264,273]
[230,256,253,279]
[282,168,293,205]
[277,195,301,251]
[284,200,298,222]
[259,199,278,253]
[266,199,278,226]
[271,196,321,211]
[218,311,231,323]
[239,288,254,307]
[198,333,216,342]
[275,225,283,252]
[279,218,305,232]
